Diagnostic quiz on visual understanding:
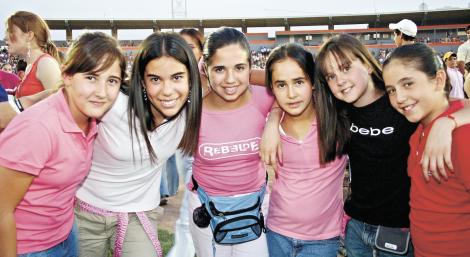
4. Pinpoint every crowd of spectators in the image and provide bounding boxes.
[415,34,465,44]
[0,47,21,73]
[0,34,465,80]
[251,47,272,69]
